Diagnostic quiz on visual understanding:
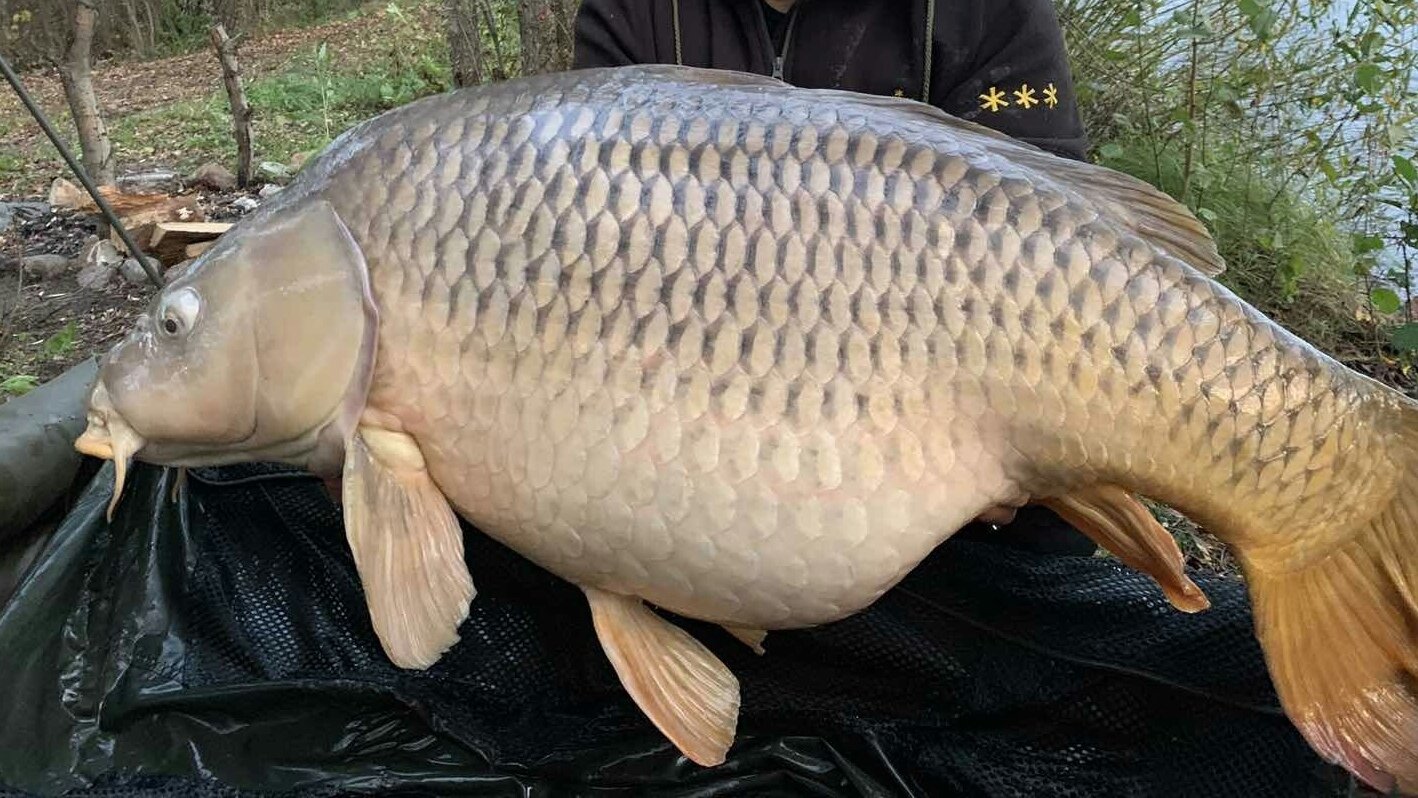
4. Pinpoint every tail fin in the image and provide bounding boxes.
[1247,435,1418,793]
